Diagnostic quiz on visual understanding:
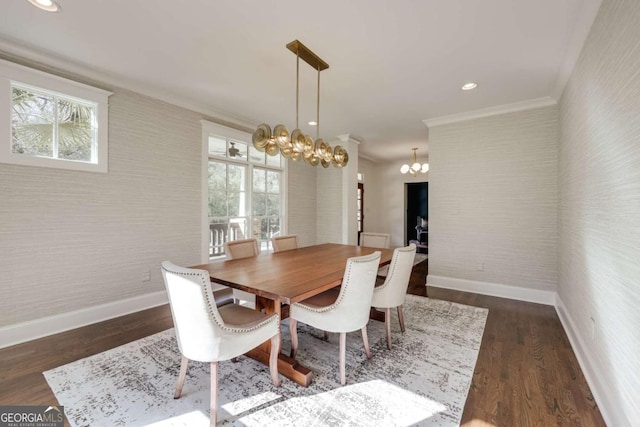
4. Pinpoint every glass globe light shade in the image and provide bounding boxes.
[28,0,60,12]
[411,162,421,172]
[421,163,429,173]
[400,164,410,174]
